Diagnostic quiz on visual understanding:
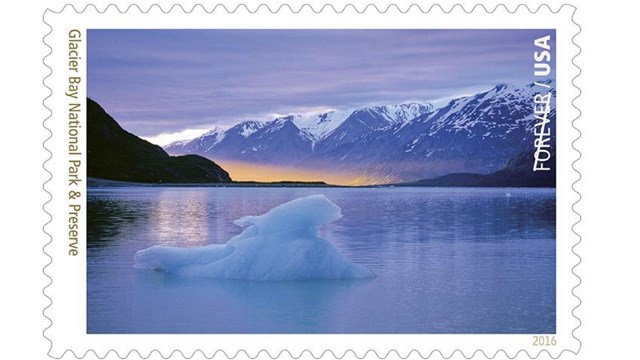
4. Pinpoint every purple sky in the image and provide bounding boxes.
[88,29,554,145]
